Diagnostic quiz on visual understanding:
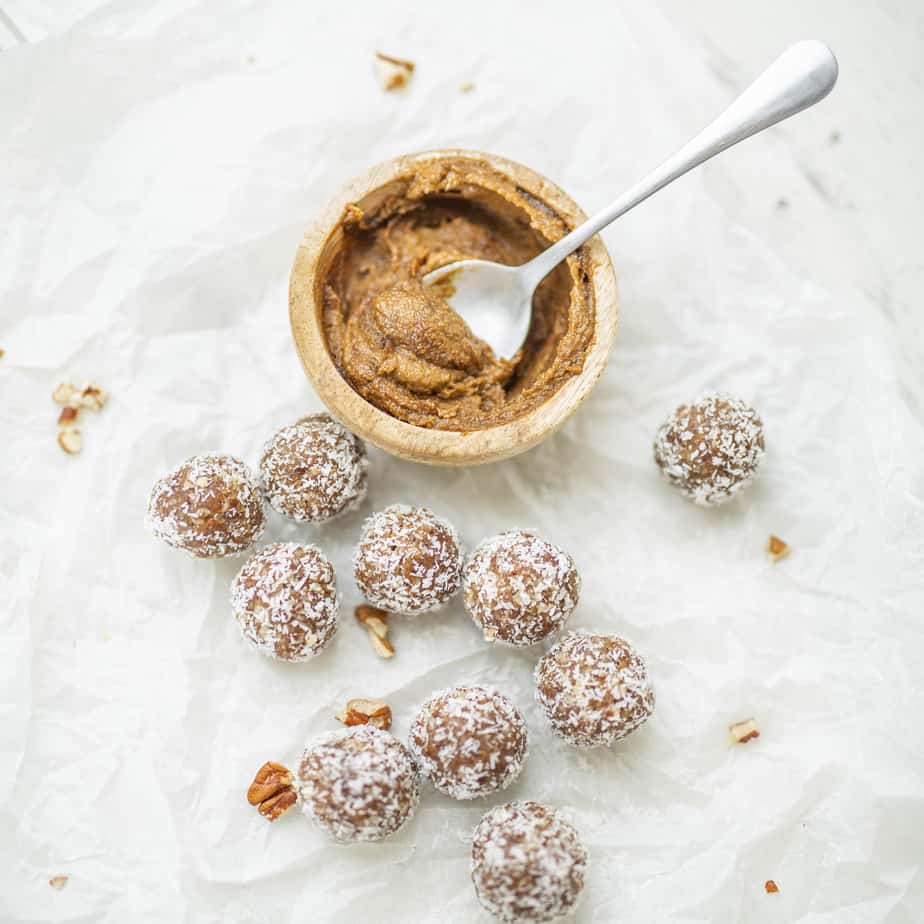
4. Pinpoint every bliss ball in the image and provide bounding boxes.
[260,413,368,522]
[295,726,420,842]
[535,633,654,749]
[471,801,587,923]
[653,392,765,505]
[408,685,528,800]
[464,530,579,646]
[146,453,265,558]
[231,542,339,662]
[353,505,463,615]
